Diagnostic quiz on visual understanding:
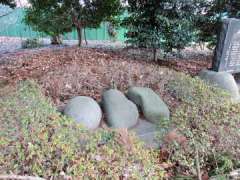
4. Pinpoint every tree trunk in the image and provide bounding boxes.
[76,27,82,47]
[153,48,157,61]
[199,41,204,50]
[51,35,62,45]
[84,28,88,45]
